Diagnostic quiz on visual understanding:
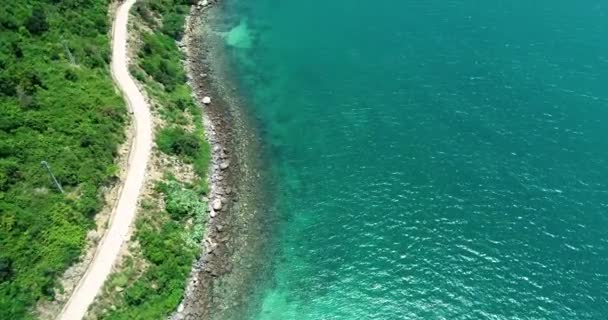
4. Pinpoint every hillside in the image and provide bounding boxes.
[0,0,126,318]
